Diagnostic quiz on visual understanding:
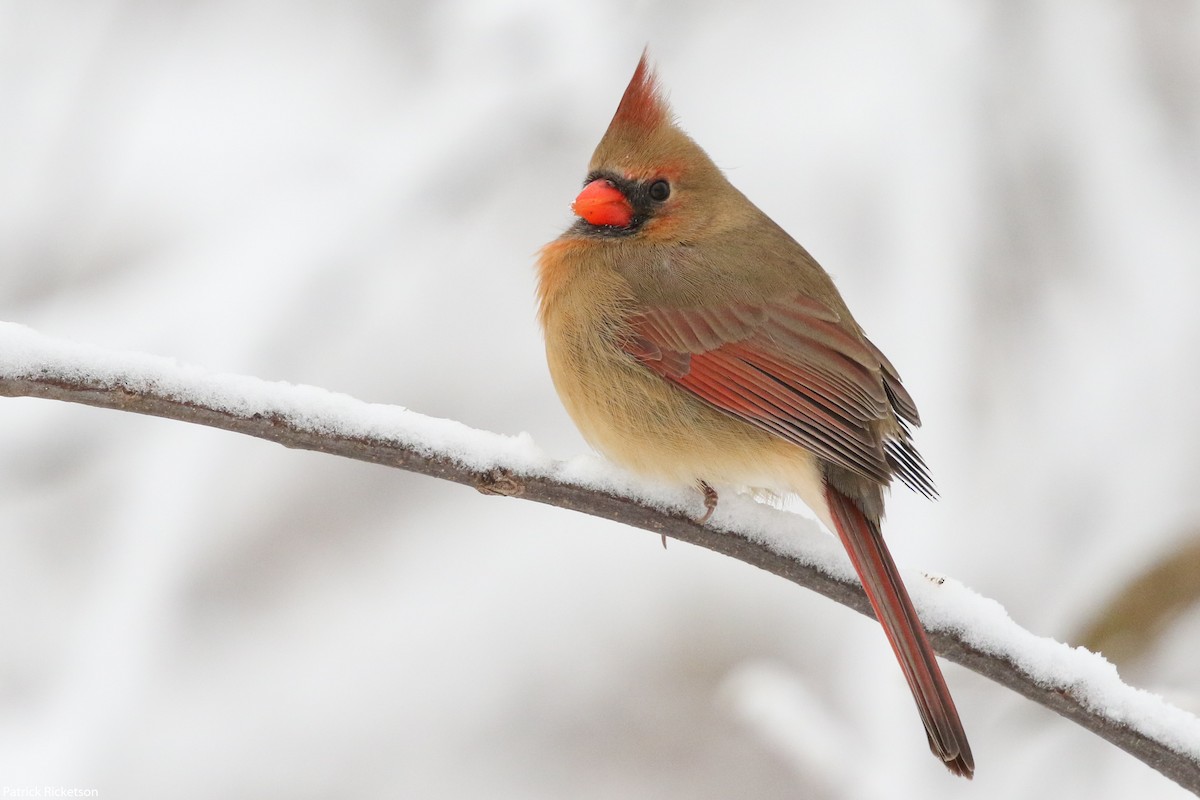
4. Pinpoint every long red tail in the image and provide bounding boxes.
[824,484,974,778]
